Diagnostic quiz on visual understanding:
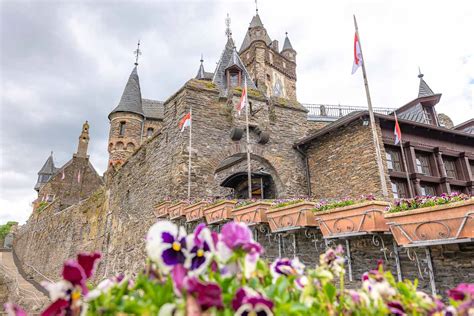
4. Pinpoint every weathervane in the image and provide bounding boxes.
[418,66,424,78]
[134,40,142,66]
[225,13,232,39]
[255,0,258,14]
